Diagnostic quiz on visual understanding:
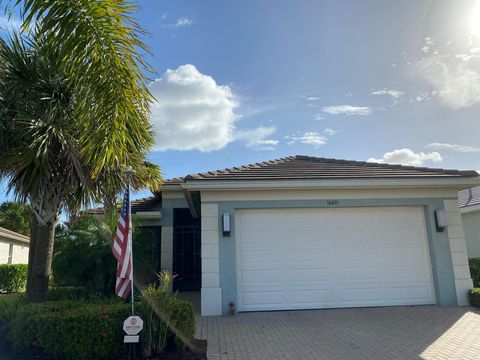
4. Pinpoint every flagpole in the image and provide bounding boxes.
[126,167,135,316]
